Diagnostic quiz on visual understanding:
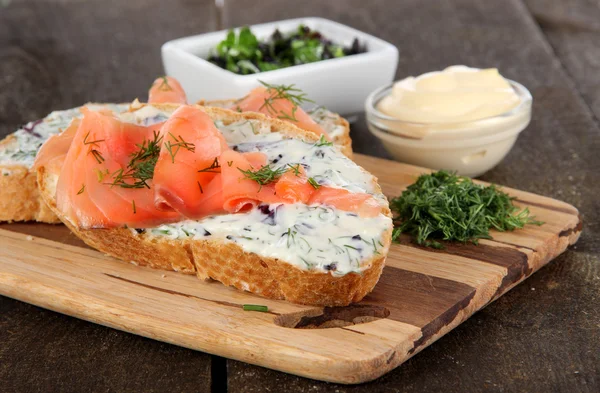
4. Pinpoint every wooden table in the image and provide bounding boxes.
[1,1,598,392]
